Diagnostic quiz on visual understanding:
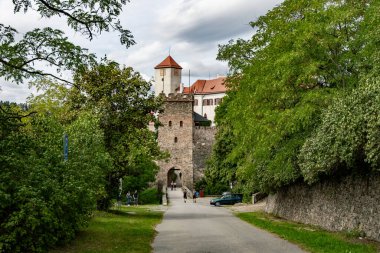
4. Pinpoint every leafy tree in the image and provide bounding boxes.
[68,61,163,209]
[299,80,380,184]
[299,1,380,184]
[0,105,111,252]
[213,0,373,192]
[1,0,135,85]
[204,92,240,194]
